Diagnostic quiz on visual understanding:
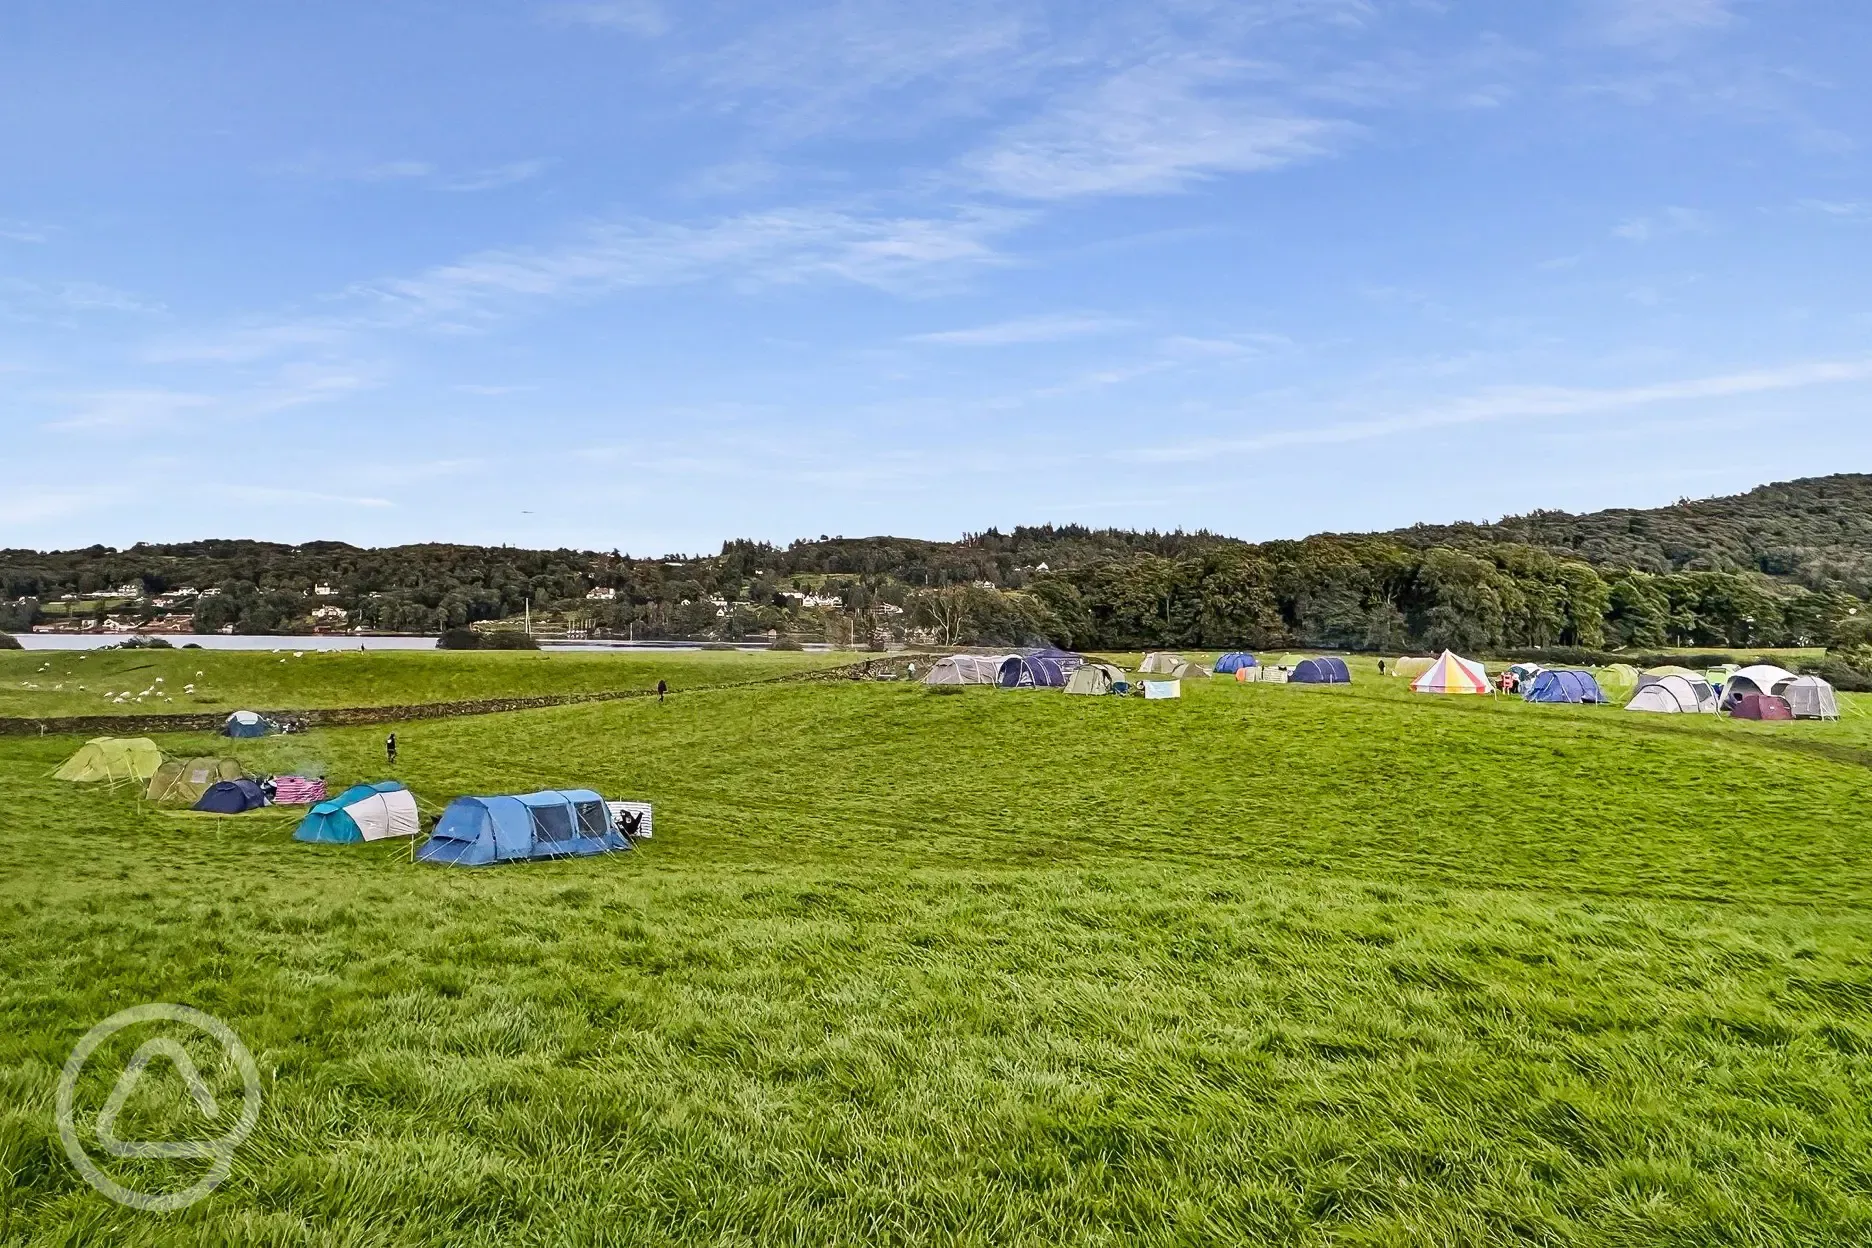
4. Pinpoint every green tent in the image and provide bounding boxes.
[1064,663,1126,695]
[145,756,247,805]
[53,738,164,785]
